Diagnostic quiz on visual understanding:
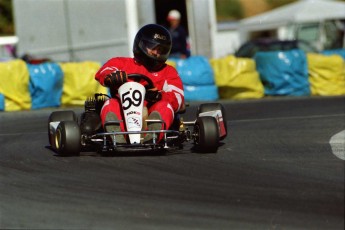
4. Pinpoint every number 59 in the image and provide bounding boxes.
[122,90,143,110]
